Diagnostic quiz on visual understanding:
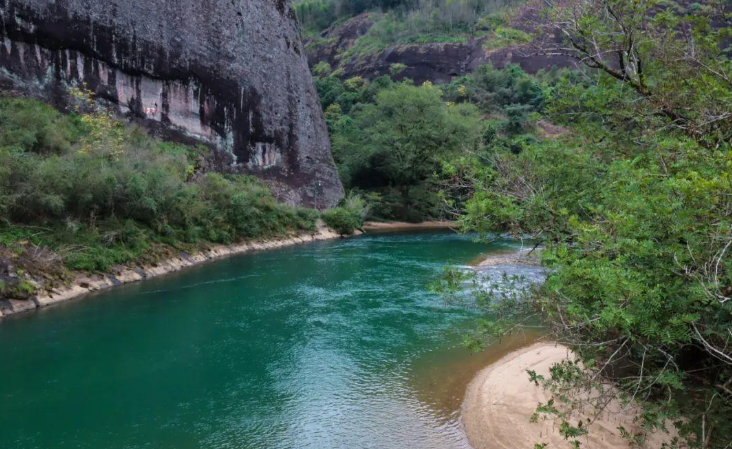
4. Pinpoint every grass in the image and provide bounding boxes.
[335,13,475,64]
[481,26,532,50]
